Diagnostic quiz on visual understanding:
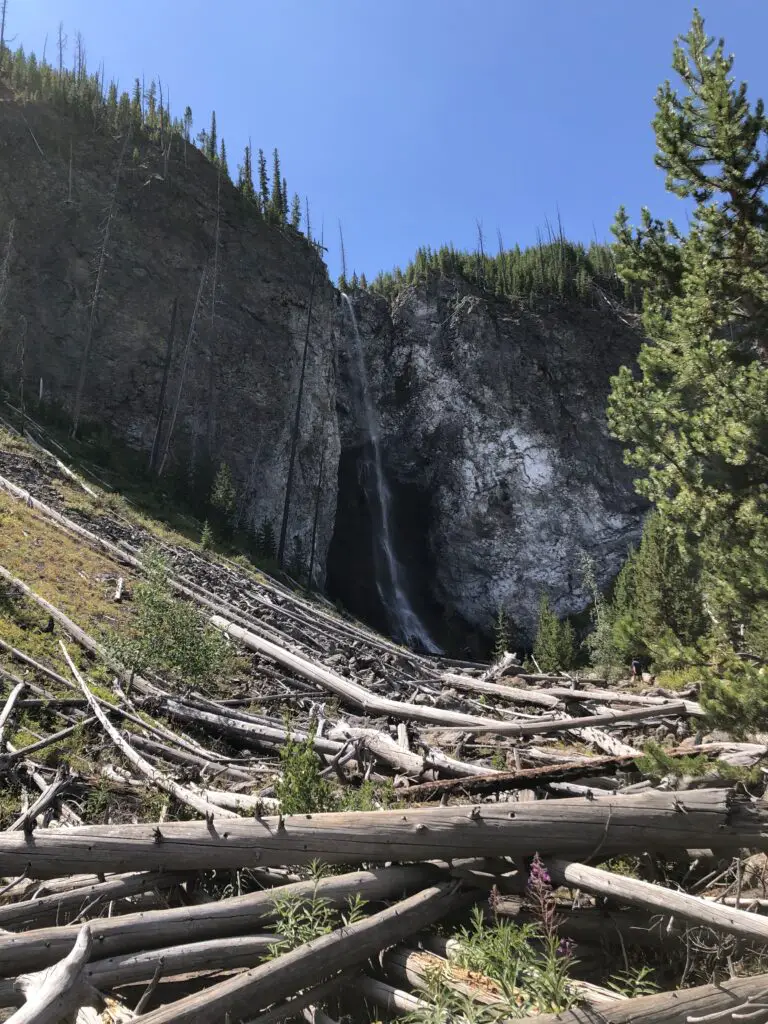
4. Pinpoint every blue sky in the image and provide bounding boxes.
[9,2,768,281]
